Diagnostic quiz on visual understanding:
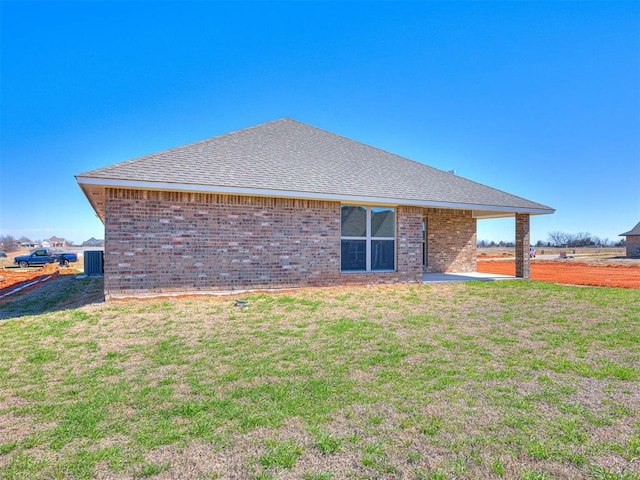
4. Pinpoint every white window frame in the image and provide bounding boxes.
[340,205,396,273]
